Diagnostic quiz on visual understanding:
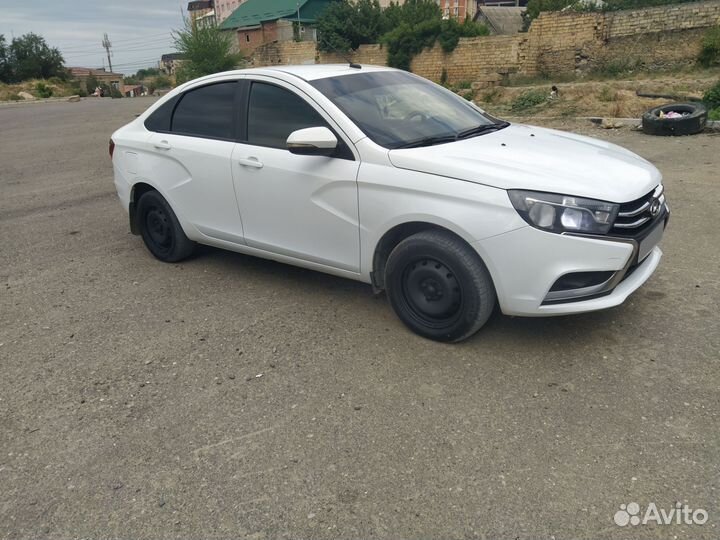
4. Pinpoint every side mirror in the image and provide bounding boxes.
[287,127,338,157]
